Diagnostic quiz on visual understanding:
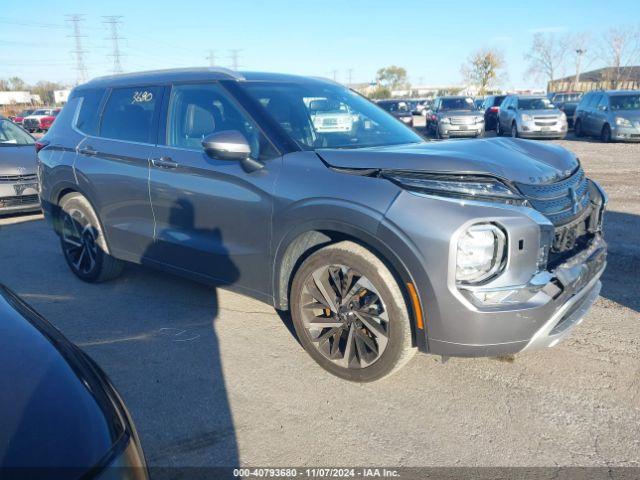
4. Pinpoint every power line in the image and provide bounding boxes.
[66,14,88,85]
[206,49,217,67]
[103,16,125,74]
[228,49,242,71]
